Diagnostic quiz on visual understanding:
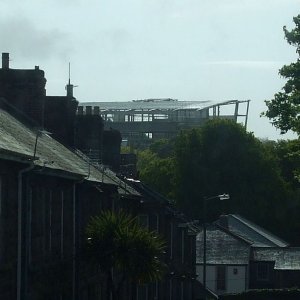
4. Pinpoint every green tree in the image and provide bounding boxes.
[173,120,289,230]
[136,120,300,243]
[264,15,300,134]
[148,138,175,158]
[263,139,300,244]
[265,139,300,186]
[137,138,176,198]
[84,210,166,300]
[137,149,175,199]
